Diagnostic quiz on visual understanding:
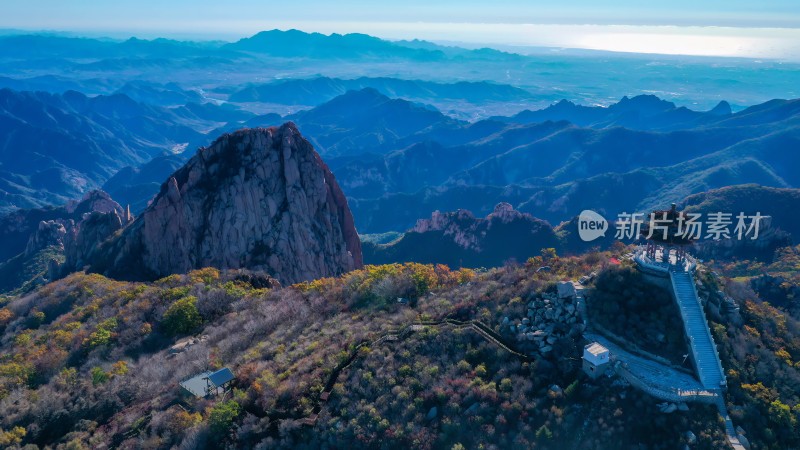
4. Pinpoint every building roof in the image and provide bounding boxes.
[585,342,609,357]
[180,370,213,397]
[207,367,235,387]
